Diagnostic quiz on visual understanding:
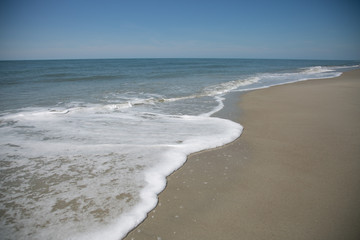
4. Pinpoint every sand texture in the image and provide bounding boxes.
[124,70,360,240]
